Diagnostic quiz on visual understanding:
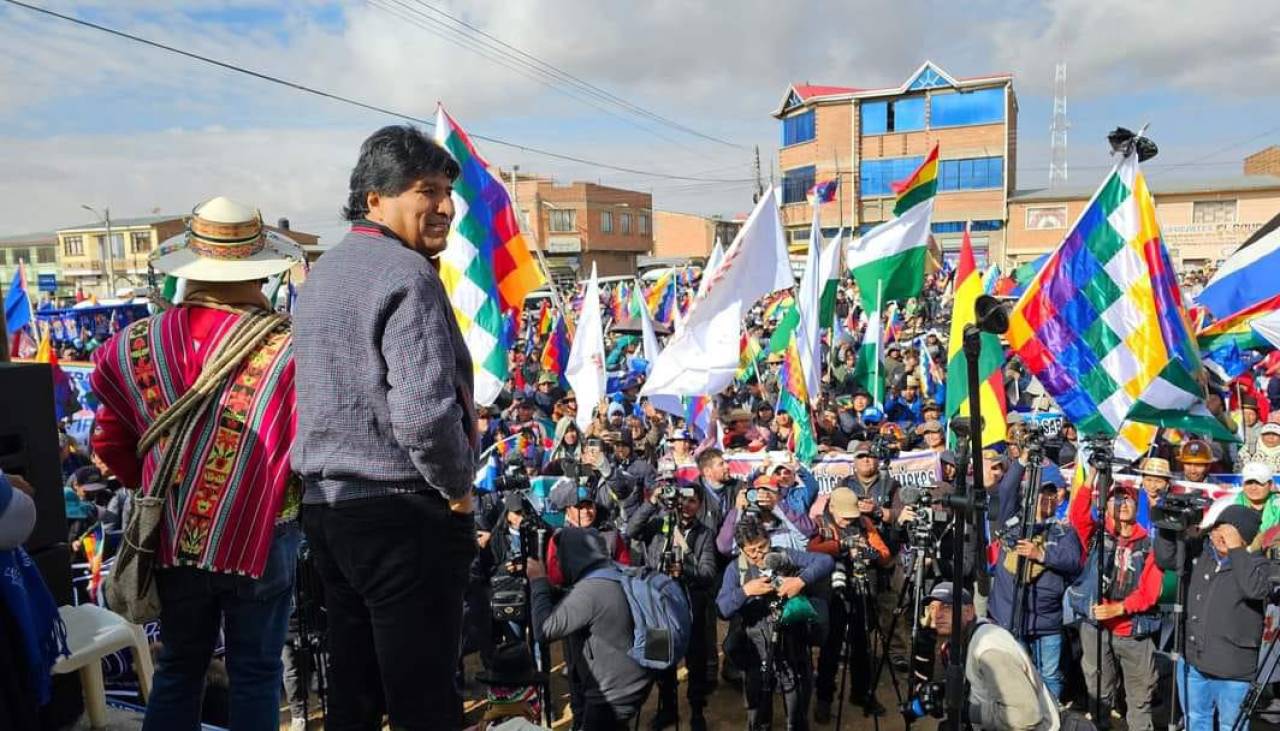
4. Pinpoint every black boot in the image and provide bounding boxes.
[689,707,708,731]
[814,700,833,724]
